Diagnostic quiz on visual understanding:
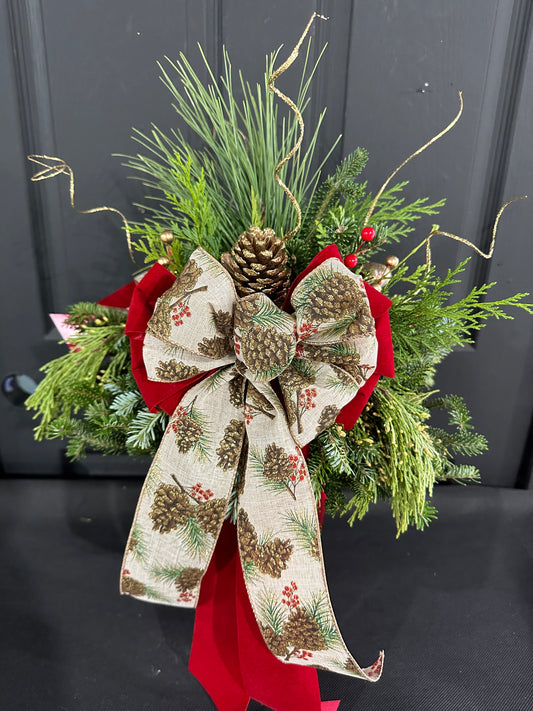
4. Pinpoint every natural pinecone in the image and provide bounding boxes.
[237,509,259,564]
[155,359,201,381]
[121,576,147,597]
[257,537,294,578]
[316,405,340,434]
[303,272,364,324]
[196,498,227,536]
[228,373,245,408]
[213,309,233,337]
[168,258,203,298]
[148,300,172,338]
[260,624,289,657]
[221,227,291,307]
[175,567,203,592]
[283,608,328,652]
[263,443,294,483]
[216,419,245,470]
[149,483,195,533]
[198,335,232,358]
[240,323,294,376]
[174,414,203,453]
